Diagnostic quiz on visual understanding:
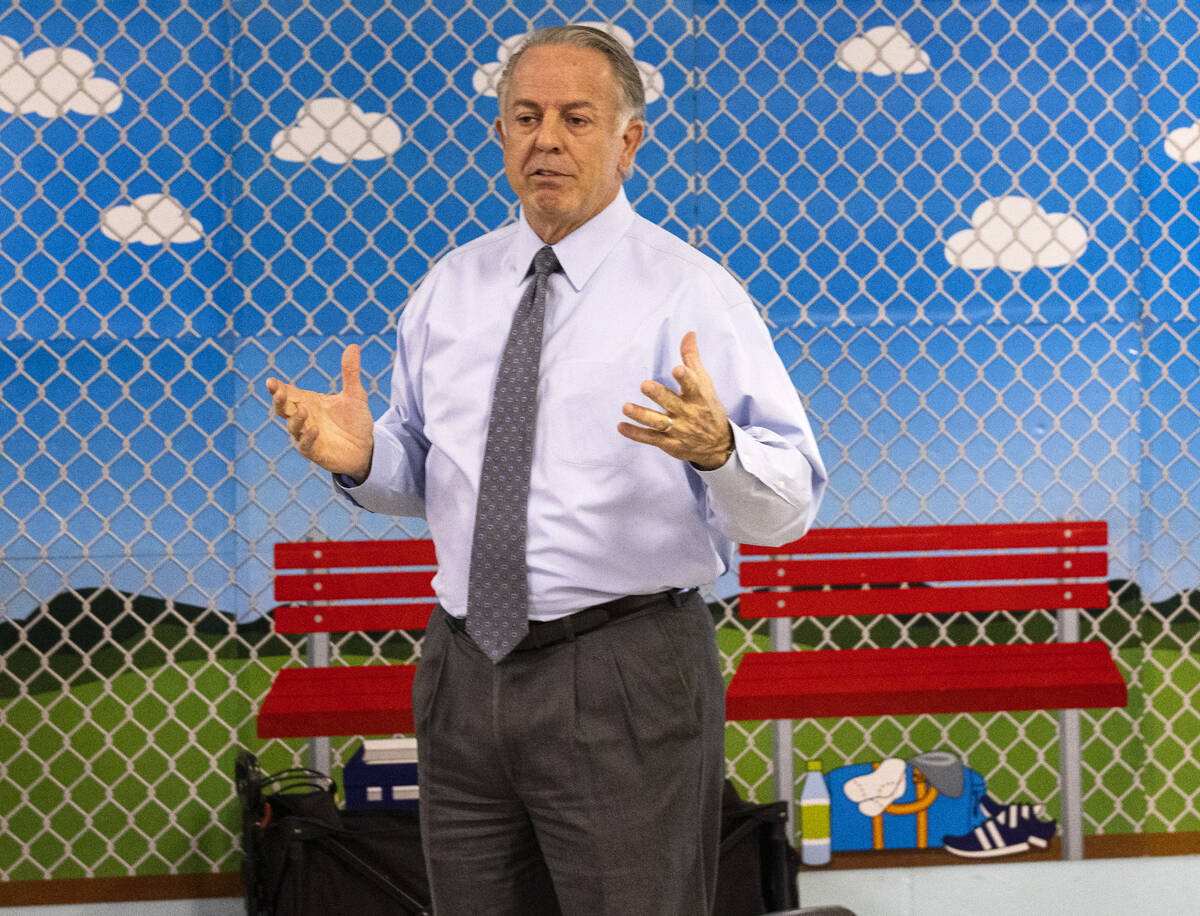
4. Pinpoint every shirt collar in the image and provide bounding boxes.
[508,188,636,292]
